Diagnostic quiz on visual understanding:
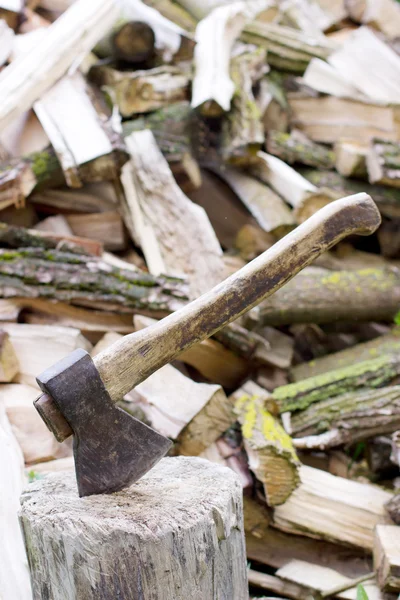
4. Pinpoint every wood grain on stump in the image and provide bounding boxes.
[20,457,247,600]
